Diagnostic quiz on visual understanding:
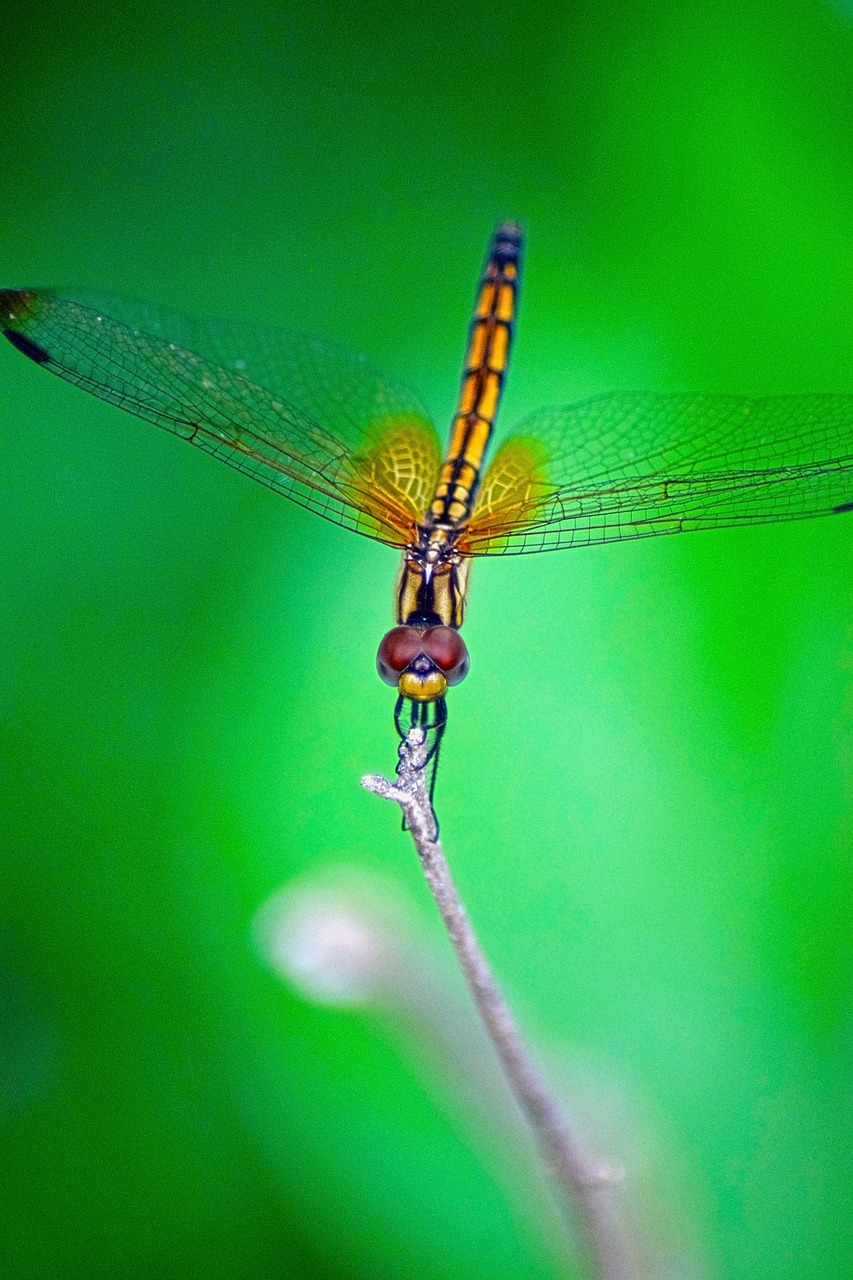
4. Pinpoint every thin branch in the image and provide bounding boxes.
[362,730,639,1280]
